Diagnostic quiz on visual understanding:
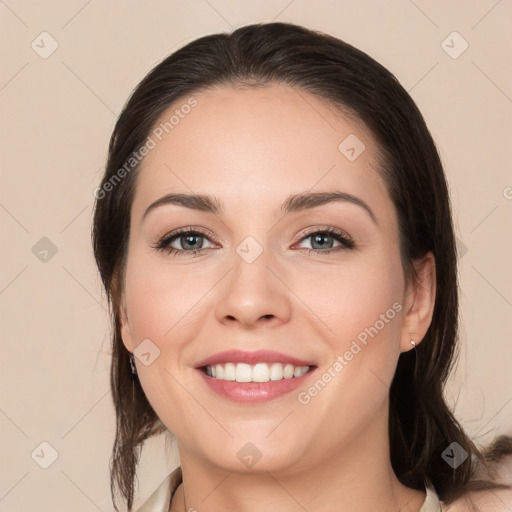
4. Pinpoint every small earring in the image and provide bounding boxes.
[410,339,416,348]
[129,352,137,377]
